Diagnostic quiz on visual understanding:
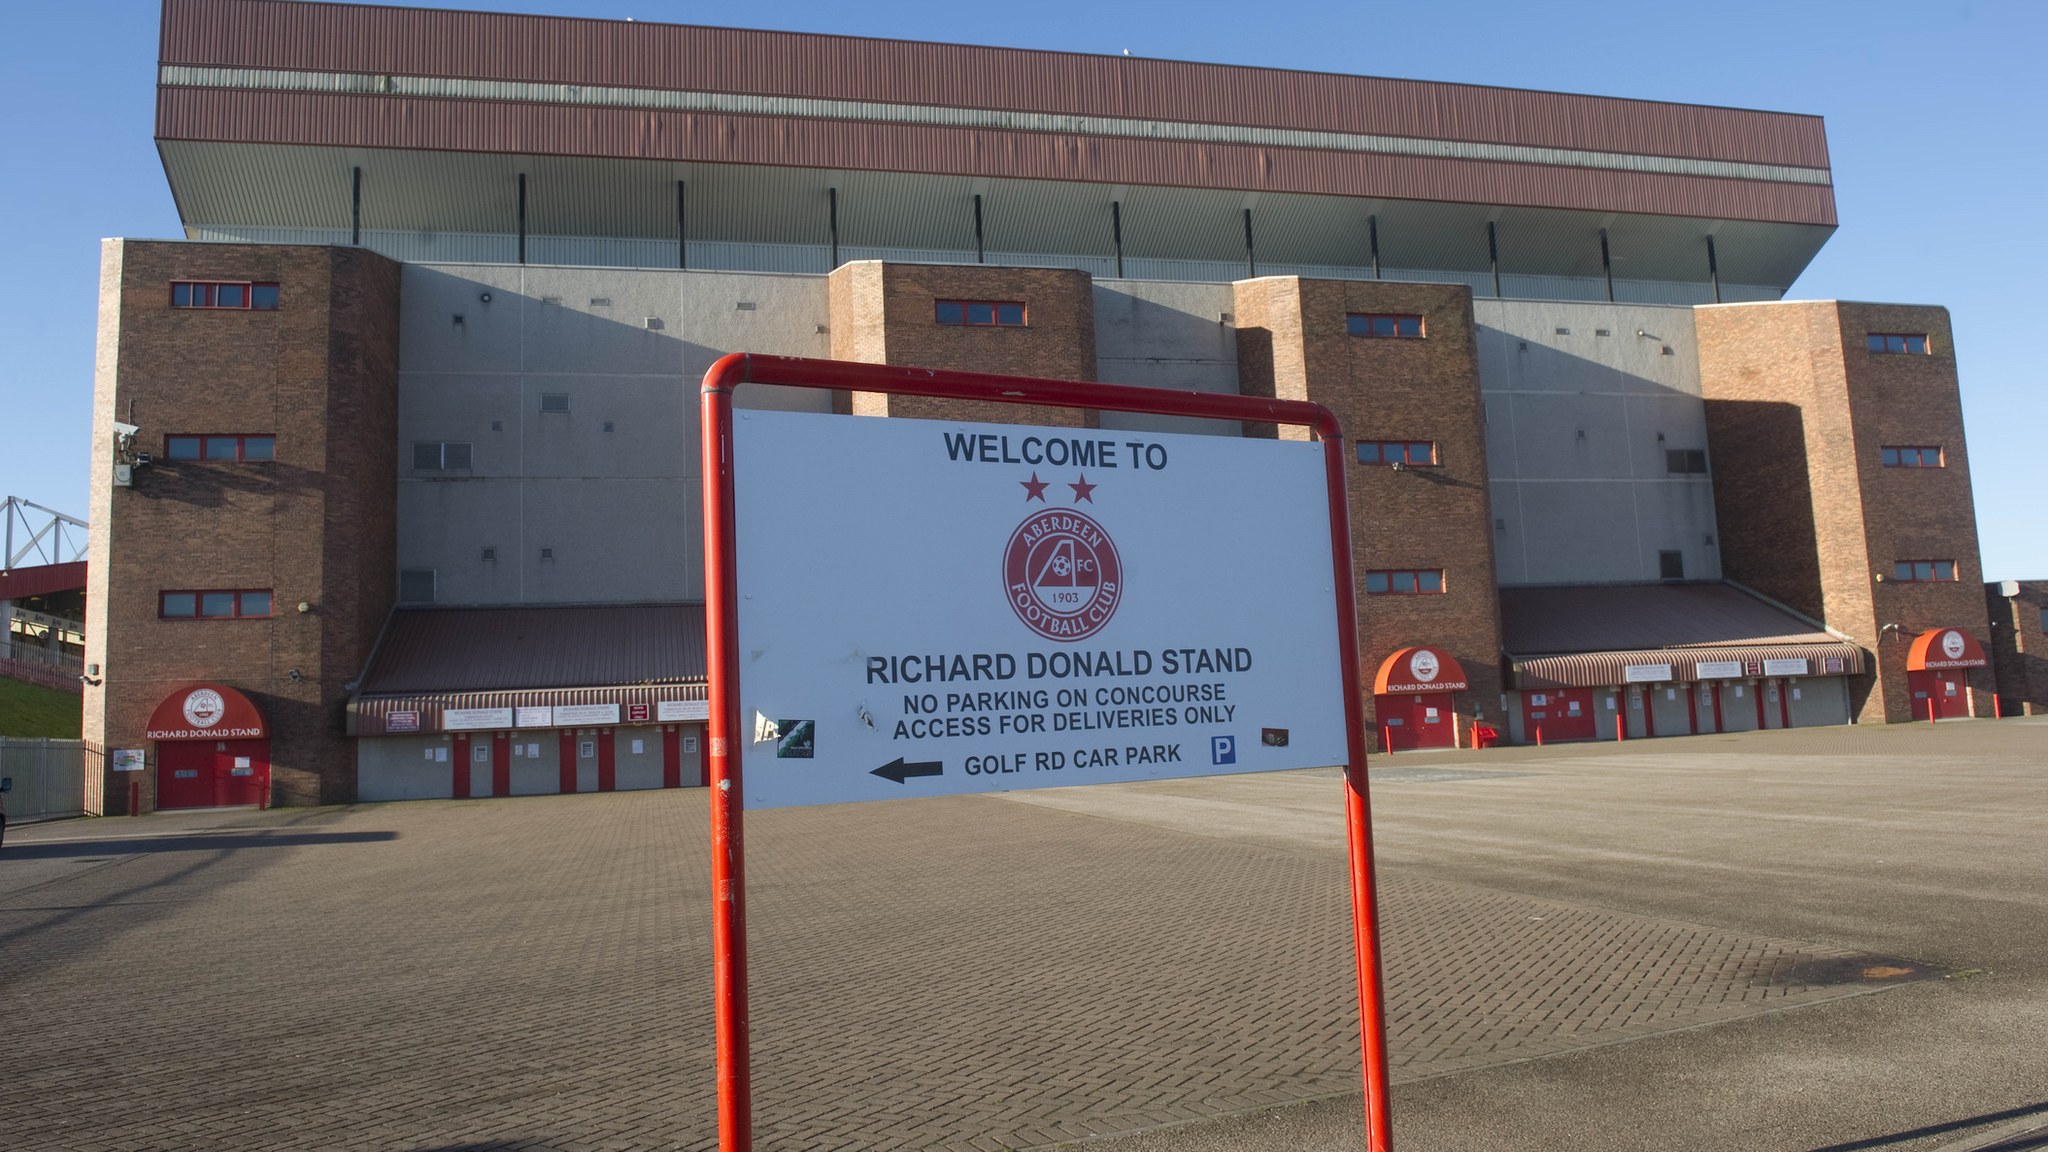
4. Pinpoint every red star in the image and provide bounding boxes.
[1020,472,1049,502]
[1069,473,1097,503]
